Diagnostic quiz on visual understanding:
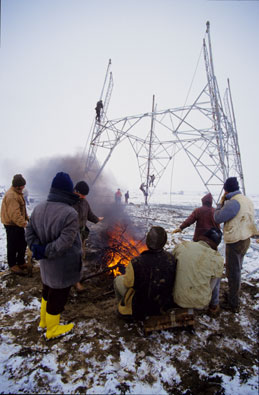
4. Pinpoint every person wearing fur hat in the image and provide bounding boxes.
[172,193,220,248]
[214,177,256,313]
[1,174,29,275]
[73,180,104,292]
[25,172,82,340]
[114,226,177,320]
